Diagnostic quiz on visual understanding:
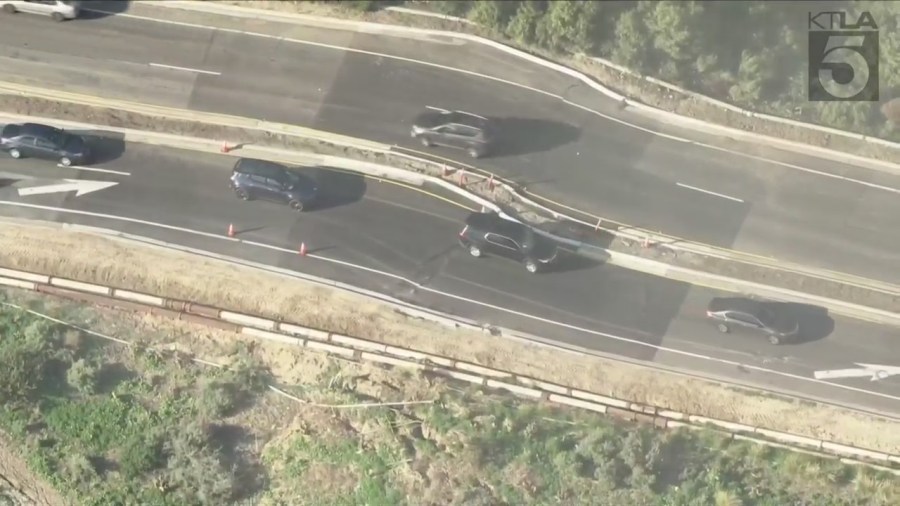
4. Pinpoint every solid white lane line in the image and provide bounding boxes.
[93,7,900,197]
[59,164,131,176]
[676,182,745,203]
[2,199,899,405]
[148,62,220,76]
